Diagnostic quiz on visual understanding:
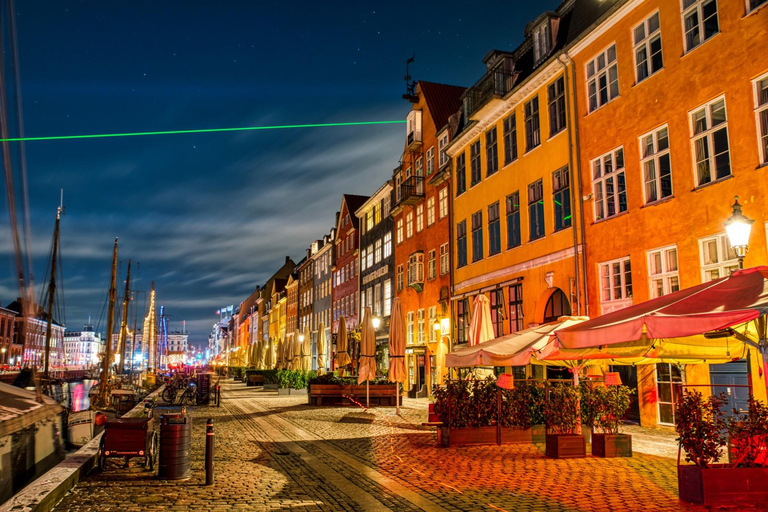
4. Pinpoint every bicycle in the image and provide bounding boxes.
[161,375,188,403]
[176,381,197,406]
